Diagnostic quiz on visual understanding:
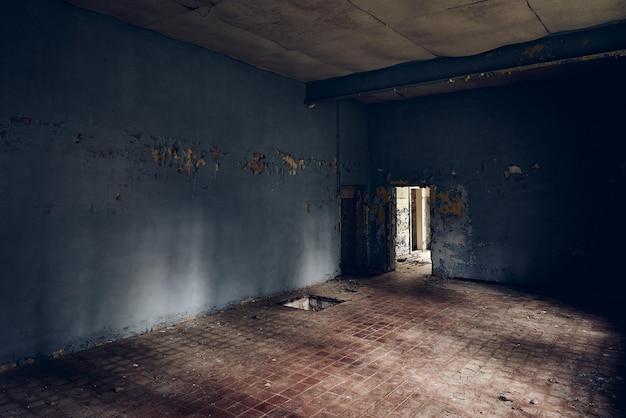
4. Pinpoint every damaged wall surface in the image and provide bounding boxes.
[369,63,626,286]
[0,0,367,364]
